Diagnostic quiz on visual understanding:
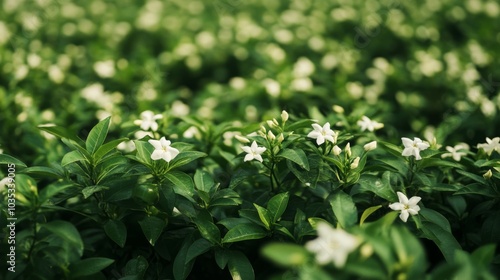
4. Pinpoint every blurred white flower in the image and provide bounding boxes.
[171,100,190,117]
[281,110,289,122]
[183,126,201,139]
[242,141,266,162]
[134,130,154,140]
[305,222,360,268]
[308,123,337,145]
[401,137,430,160]
[389,192,421,223]
[345,143,352,158]
[15,65,29,81]
[27,53,42,68]
[293,57,315,78]
[441,144,469,161]
[148,137,180,162]
[93,60,116,78]
[229,77,246,90]
[134,110,163,131]
[357,116,384,132]
[48,65,65,84]
[263,79,281,97]
[477,137,500,156]
[0,177,10,193]
[291,77,313,92]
